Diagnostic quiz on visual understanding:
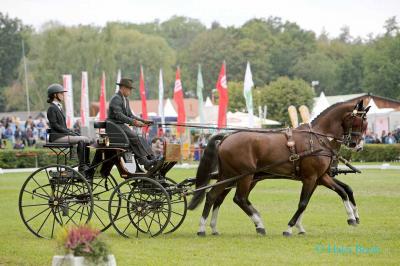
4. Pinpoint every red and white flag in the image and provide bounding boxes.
[139,66,149,133]
[216,61,228,128]
[80,71,90,127]
[99,71,107,121]
[173,67,186,134]
[63,74,74,128]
